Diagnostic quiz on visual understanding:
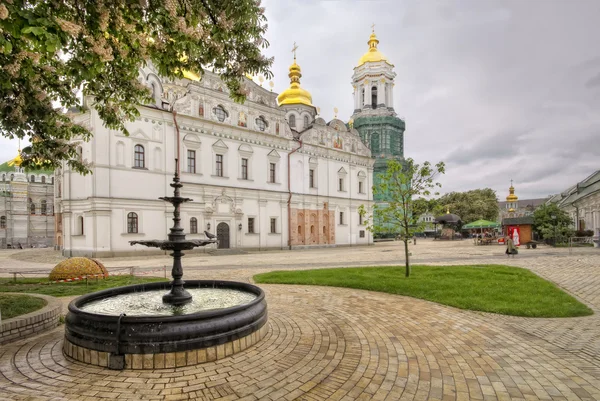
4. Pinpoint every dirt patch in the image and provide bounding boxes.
[10,249,66,265]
